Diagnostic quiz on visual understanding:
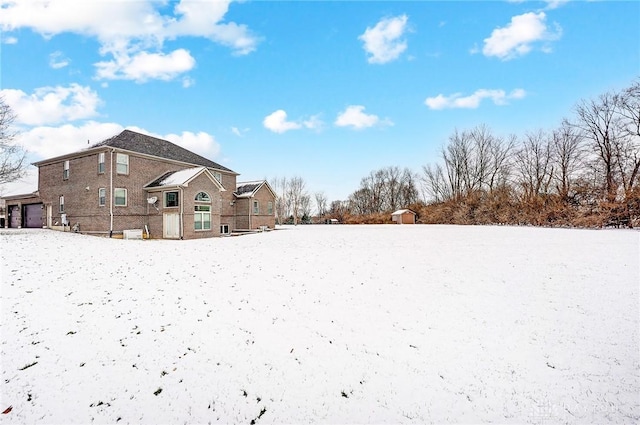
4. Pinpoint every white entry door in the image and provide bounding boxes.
[163,213,180,239]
